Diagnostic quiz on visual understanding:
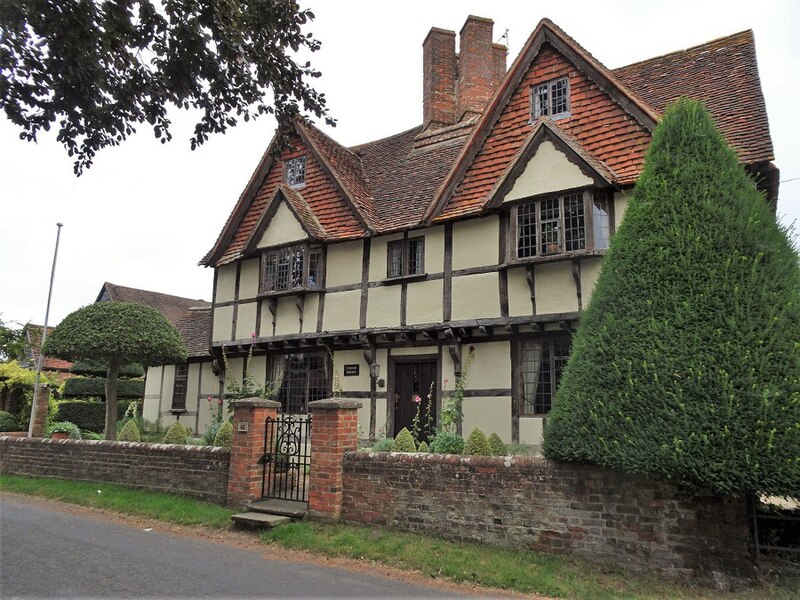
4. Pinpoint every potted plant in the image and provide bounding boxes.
[45,421,82,440]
